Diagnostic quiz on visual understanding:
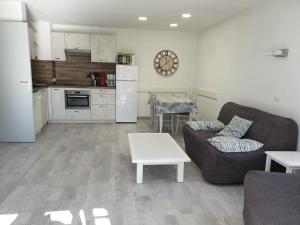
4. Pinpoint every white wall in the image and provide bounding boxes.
[195,0,300,147]
[52,24,197,117]
[116,30,197,116]
[0,1,27,21]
